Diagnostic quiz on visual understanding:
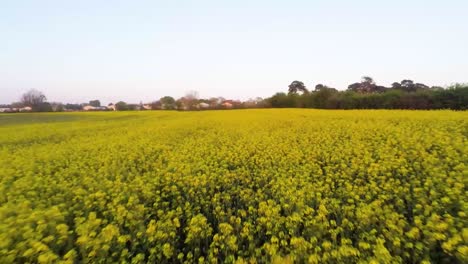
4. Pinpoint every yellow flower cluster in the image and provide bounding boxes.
[0,110,466,263]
